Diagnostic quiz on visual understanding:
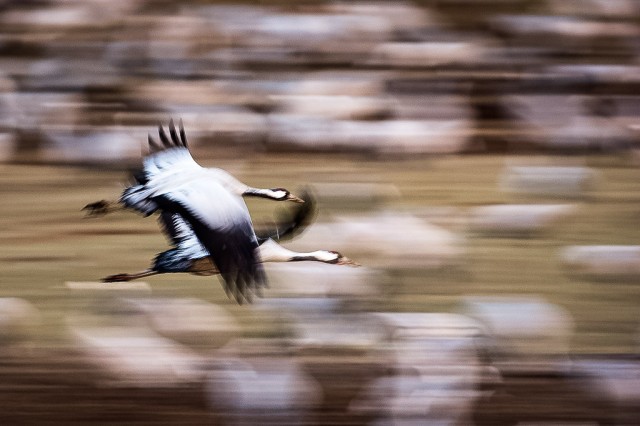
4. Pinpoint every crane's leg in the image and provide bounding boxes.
[101,269,158,282]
